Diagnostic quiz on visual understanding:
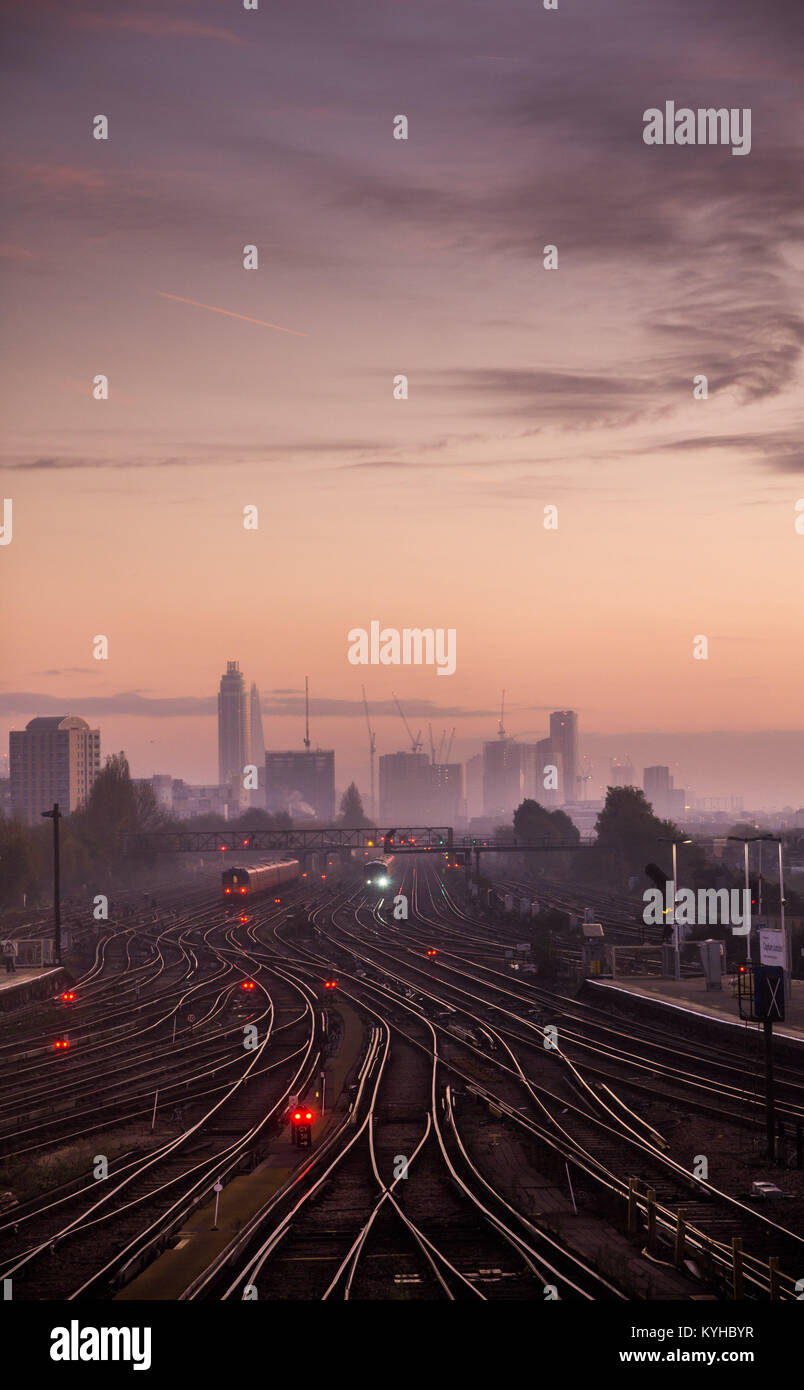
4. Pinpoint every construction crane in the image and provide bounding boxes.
[361,685,376,822]
[444,727,456,763]
[392,691,423,753]
[303,676,311,751]
[428,724,436,764]
[437,729,447,764]
[497,689,506,741]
